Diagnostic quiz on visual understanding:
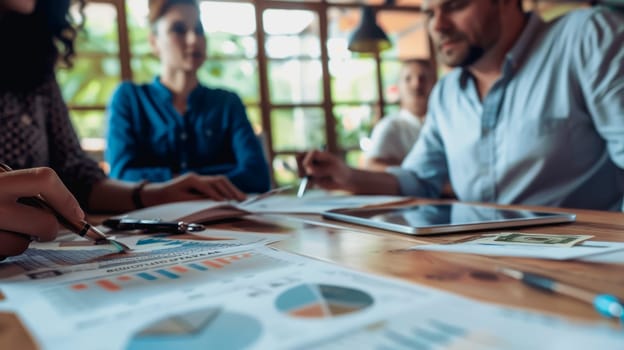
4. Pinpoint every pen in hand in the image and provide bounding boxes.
[0,163,131,253]
[497,267,623,322]
[297,146,326,198]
